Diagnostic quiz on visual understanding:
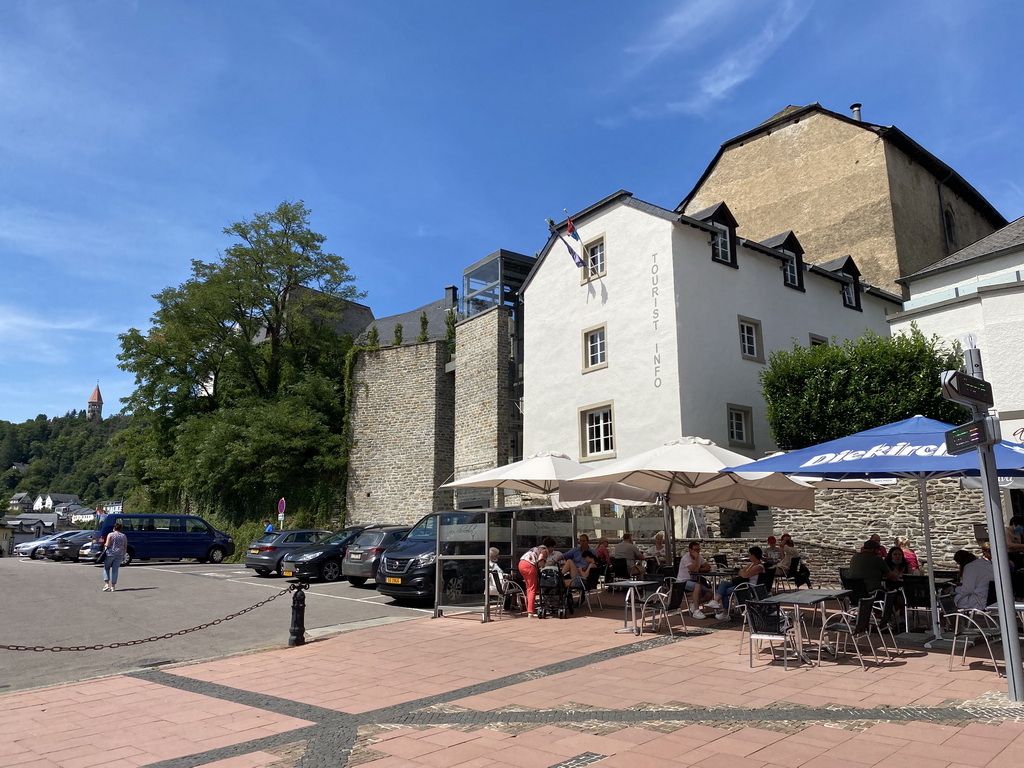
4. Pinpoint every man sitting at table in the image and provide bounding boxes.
[675,541,713,619]
[563,534,600,587]
[849,539,899,595]
[953,549,994,611]
[613,533,646,577]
